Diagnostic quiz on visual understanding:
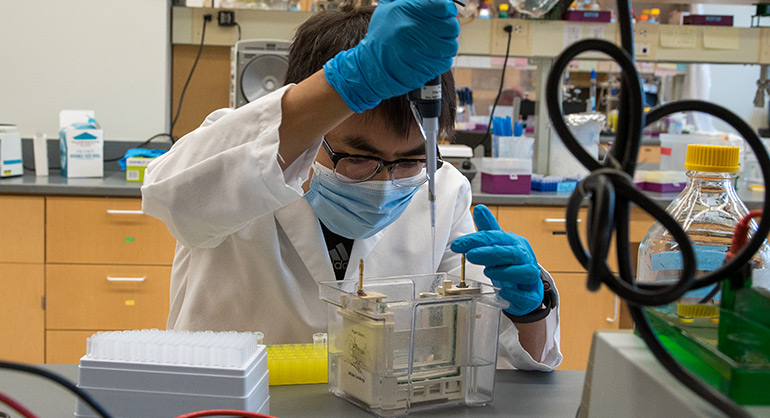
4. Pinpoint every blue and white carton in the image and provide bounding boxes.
[0,125,23,178]
[59,110,103,178]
